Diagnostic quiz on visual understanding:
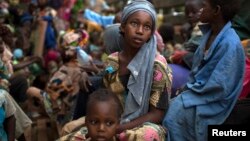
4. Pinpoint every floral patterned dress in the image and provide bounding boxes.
[103,52,172,141]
